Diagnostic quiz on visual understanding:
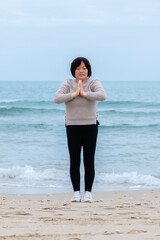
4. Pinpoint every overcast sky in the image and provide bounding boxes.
[0,0,160,81]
